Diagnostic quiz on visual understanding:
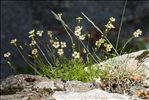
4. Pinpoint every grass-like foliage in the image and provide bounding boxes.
[4,6,143,82]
